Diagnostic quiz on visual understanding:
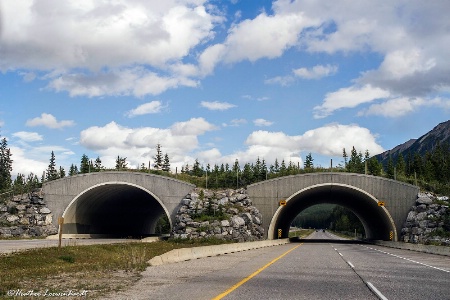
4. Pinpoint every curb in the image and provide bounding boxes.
[370,240,450,257]
[148,239,290,266]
